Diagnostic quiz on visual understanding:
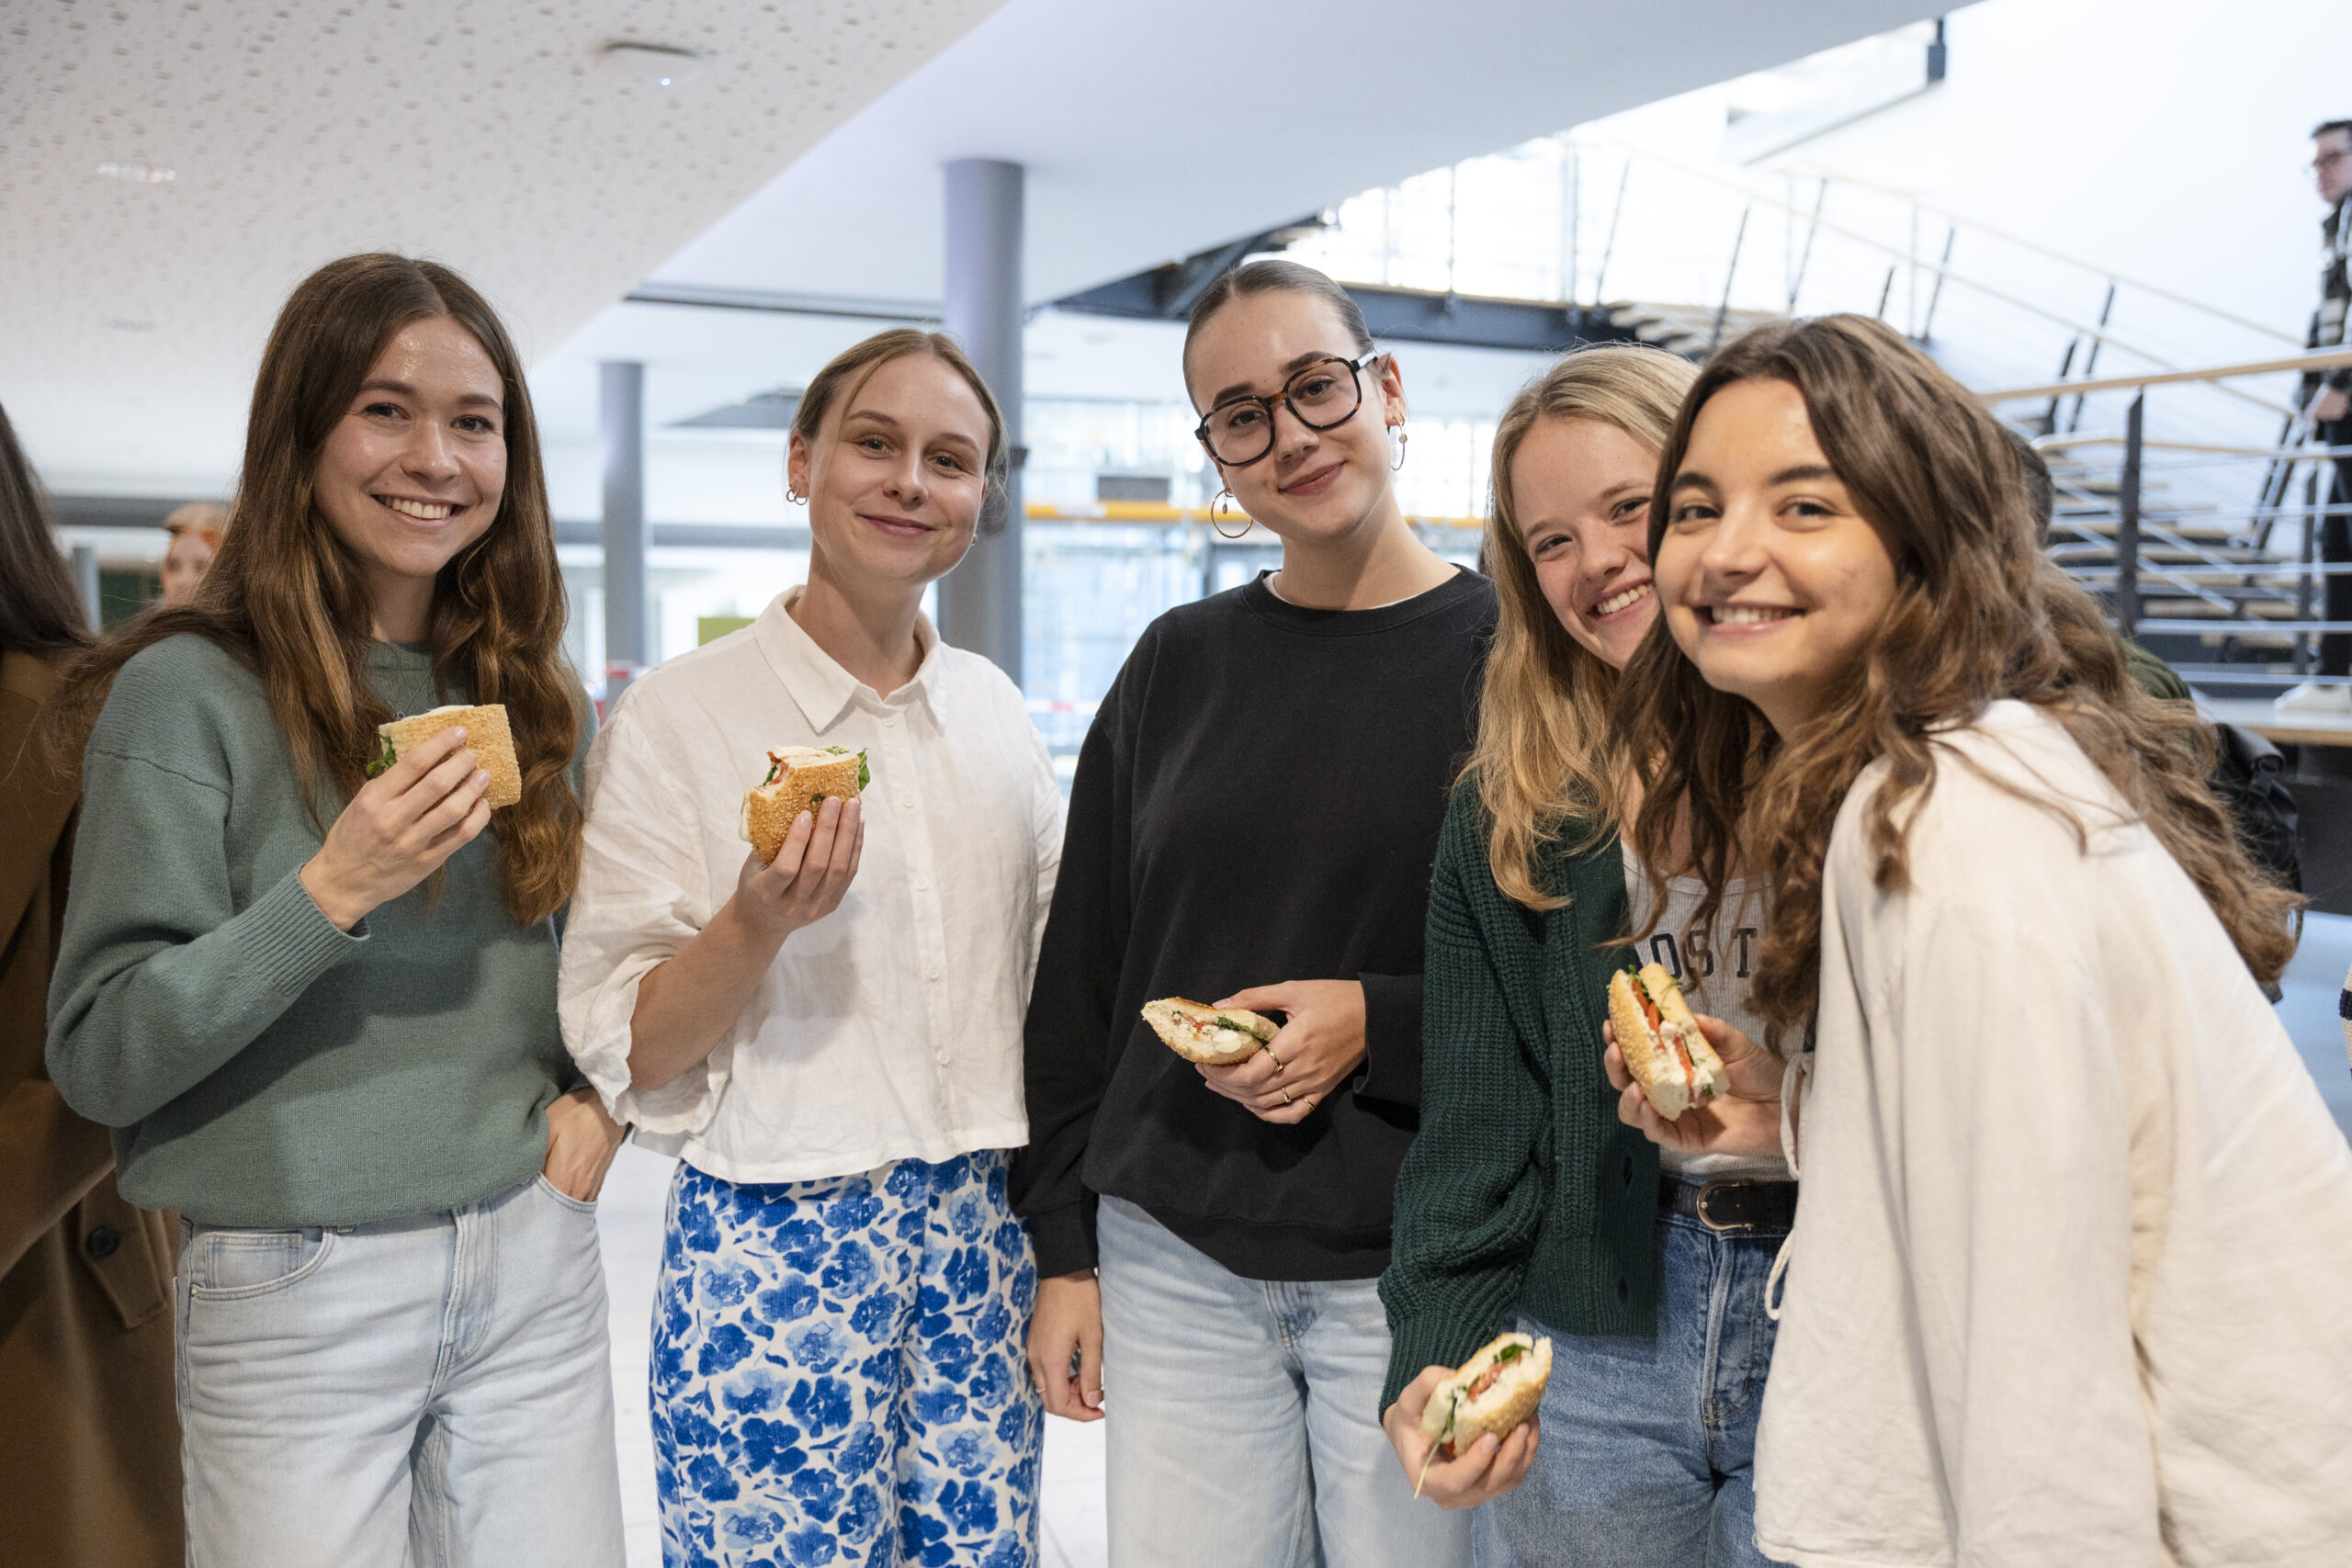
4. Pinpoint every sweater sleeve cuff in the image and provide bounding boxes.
[1024,1199,1099,1278]
[232,868,367,998]
[1353,972,1424,1108]
[1379,1308,1498,1418]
